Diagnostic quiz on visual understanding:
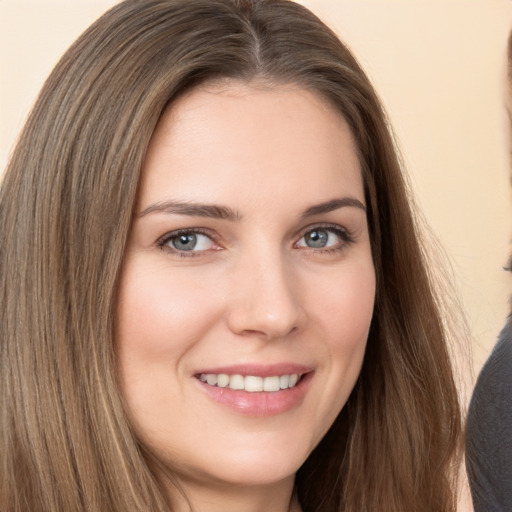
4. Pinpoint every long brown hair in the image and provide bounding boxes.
[0,1,462,510]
